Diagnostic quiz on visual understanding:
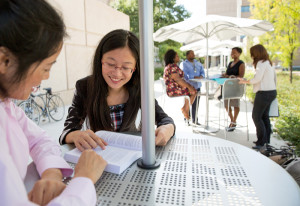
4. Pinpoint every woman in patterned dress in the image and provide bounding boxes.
[163,49,197,119]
